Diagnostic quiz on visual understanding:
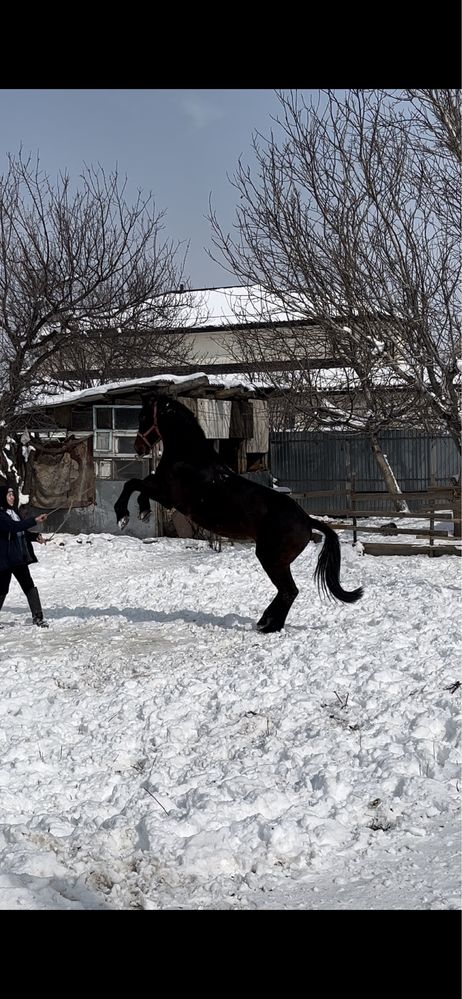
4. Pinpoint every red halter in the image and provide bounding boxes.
[136,401,161,450]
